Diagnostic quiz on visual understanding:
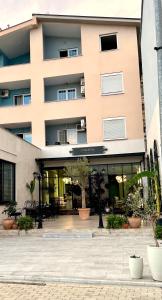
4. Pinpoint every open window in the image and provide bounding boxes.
[59,48,78,58]
[13,94,31,106]
[100,34,117,51]
[57,129,77,144]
